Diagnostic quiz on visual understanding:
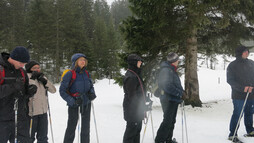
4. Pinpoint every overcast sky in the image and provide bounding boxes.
[106,0,114,5]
